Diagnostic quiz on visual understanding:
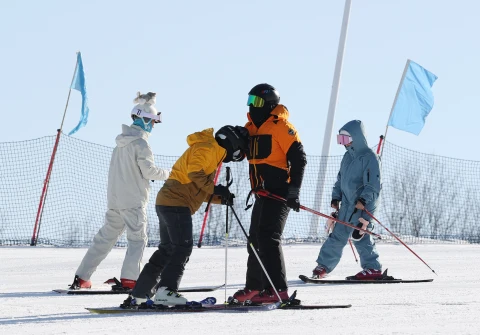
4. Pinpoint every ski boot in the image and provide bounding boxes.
[247,288,290,305]
[153,287,188,306]
[227,288,260,305]
[312,265,327,279]
[120,295,151,309]
[69,275,91,290]
[105,277,135,292]
[346,268,383,280]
